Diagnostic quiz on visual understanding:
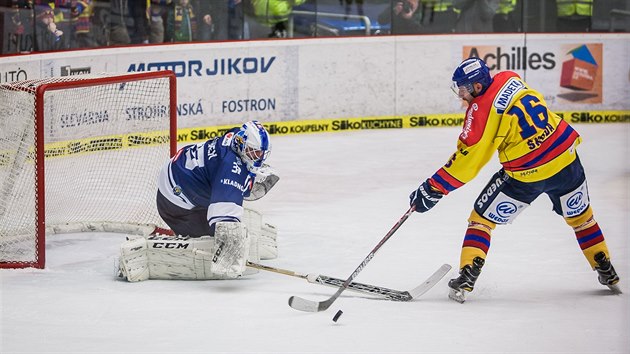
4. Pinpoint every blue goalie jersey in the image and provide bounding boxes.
[157,129,254,227]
